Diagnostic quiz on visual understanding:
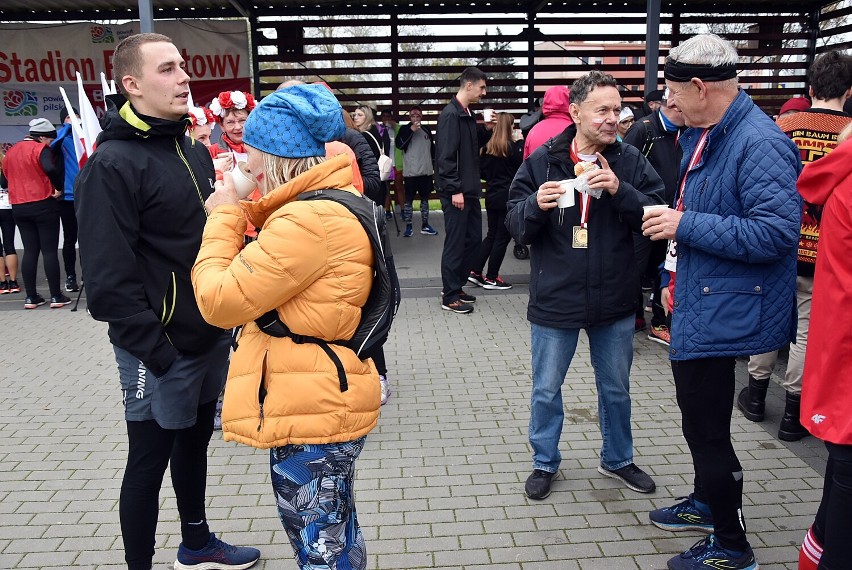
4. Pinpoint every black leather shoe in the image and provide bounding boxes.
[524,469,556,500]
